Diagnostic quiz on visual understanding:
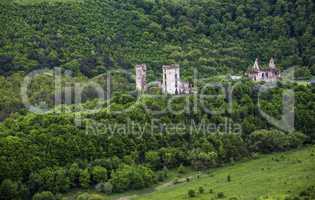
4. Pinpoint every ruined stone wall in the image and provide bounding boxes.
[162,65,180,94]
[136,64,147,91]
